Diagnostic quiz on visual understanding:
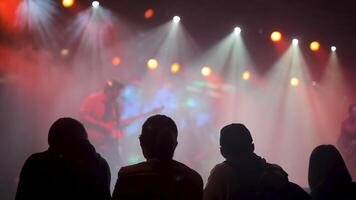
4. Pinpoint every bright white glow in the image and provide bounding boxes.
[331,46,337,52]
[92,1,99,8]
[292,39,299,45]
[15,0,57,41]
[173,16,180,23]
[290,77,300,87]
[234,27,241,35]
